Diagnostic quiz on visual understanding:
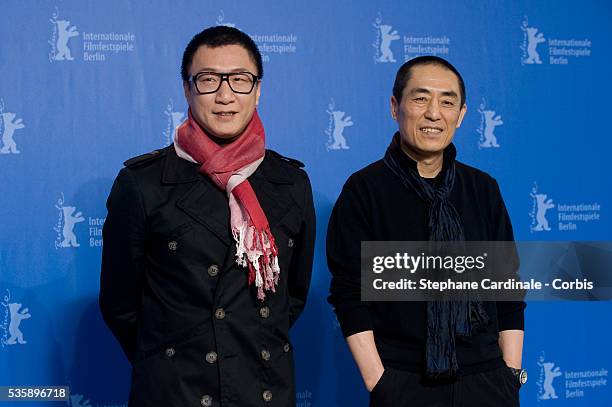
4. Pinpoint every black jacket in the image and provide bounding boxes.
[327,152,525,374]
[100,145,315,407]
